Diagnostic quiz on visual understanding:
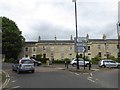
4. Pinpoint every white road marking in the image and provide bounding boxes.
[70,72,74,74]
[87,78,95,83]
[88,76,92,79]
[90,73,93,76]
[87,77,96,83]
[96,78,99,80]
[11,80,16,83]
[92,69,99,71]
[75,73,79,76]
[56,68,65,70]
[83,73,88,75]
[12,86,20,88]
